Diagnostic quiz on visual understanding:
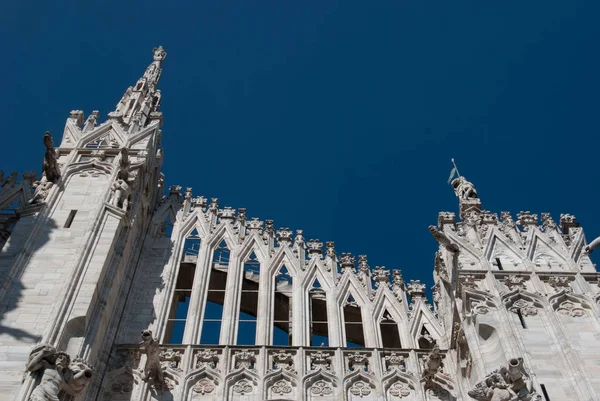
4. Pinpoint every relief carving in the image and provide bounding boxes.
[468,357,540,400]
